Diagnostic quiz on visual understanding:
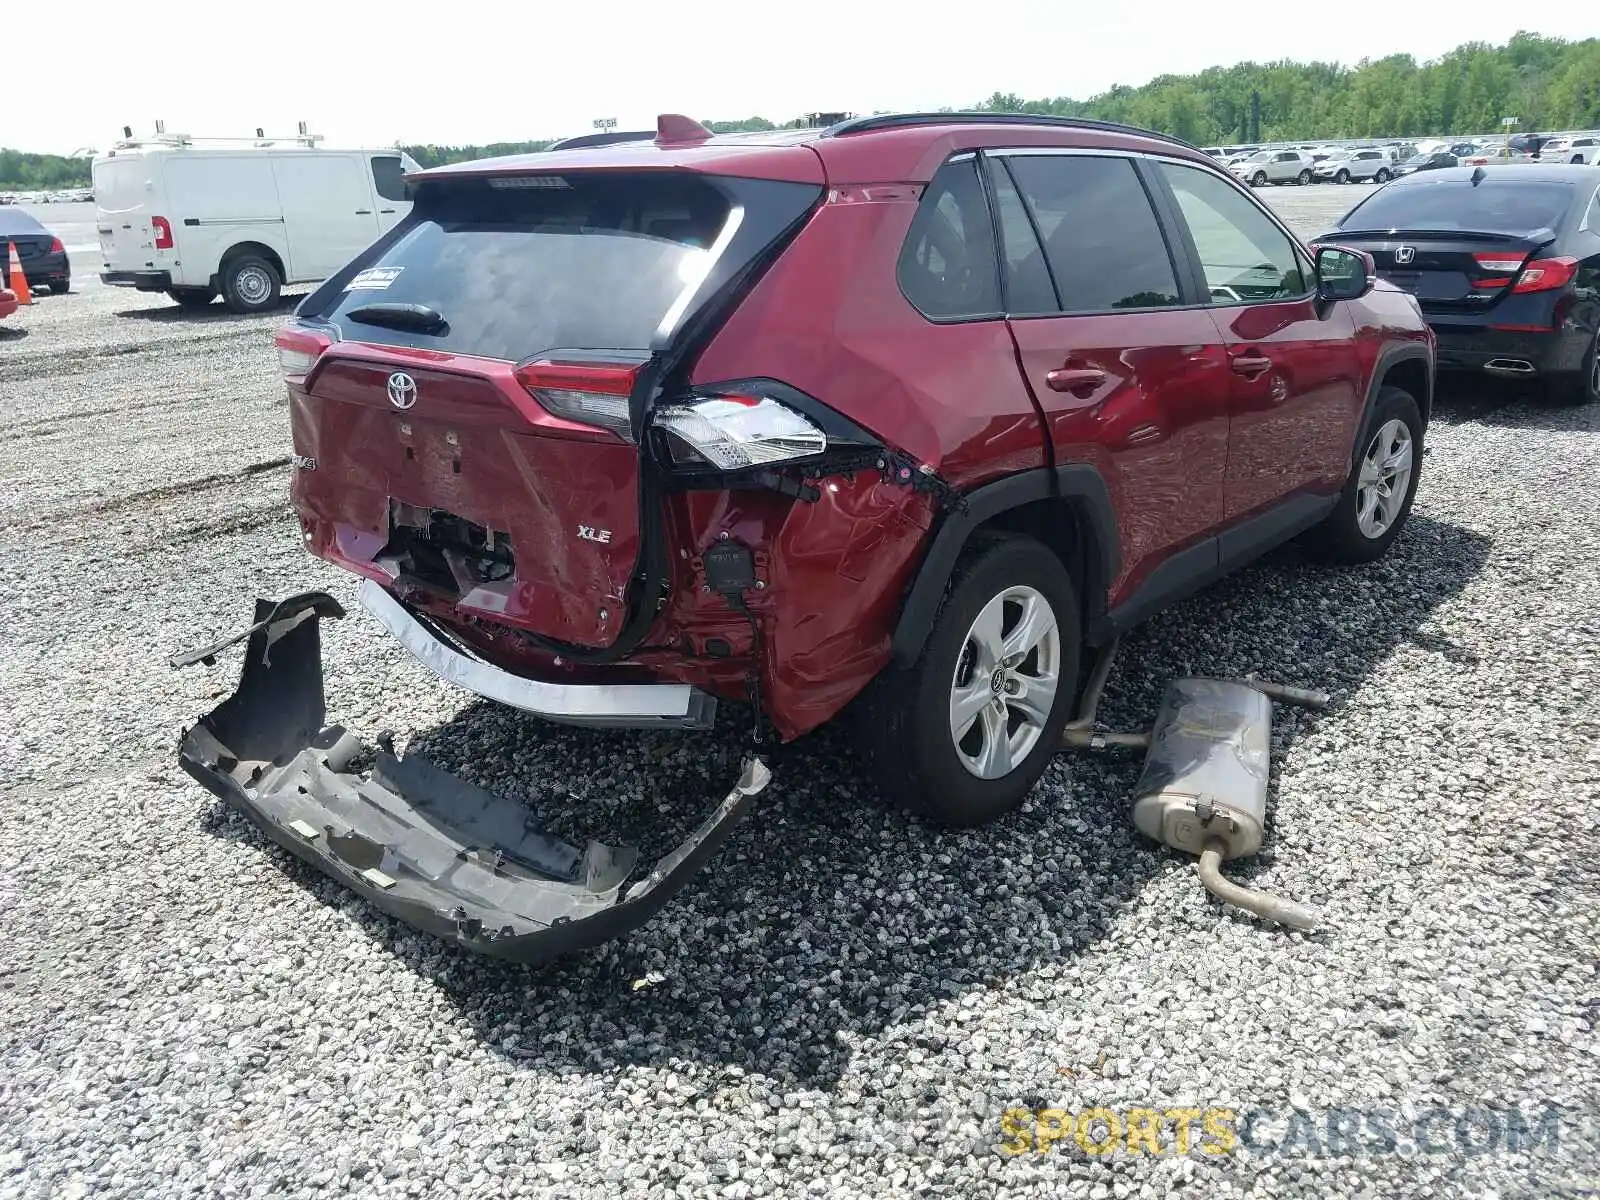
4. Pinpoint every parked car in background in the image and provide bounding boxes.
[1542,136,1599,165]
[1313,165,1600,405]
[0,287,16,320]
[1461,144,1528,166]
[1448,142,1481,158]
[1393,151,1459,177]
[1229,149,1315,185]
[185,111,1435,960]
[0,208,71,293]
[1313,148,1393,184]
[95,131,420,312]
